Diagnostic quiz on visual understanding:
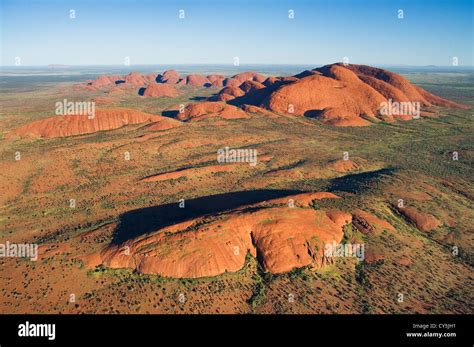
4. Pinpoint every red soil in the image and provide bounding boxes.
[390,189,433,201]
[145,117,183,131]
[92,192,351,278]
[185,74,211,87]
[87,75,120,88]
[11,108,178,138]
[207,74,225,87]
[239,105,279,117]
[397,206,441,232]
[141,83,180,97]
[239,80,266,93]
[263,76,299,87]
[328,159,360,172]
[262,64,386,126]
[91,96,115,105]
[177,102,250,121]
[223,78,241,88]
[353,209,395,234]
[75,63,466,128]
[232,71,266,84]
[141,164,238,182]
[214,86,246,101]
[267,192,340,207]
[236,63,469,126]
[146,73,158,82]
[124,72,149,86]
[156,70,180,84]
[343,64,468,109]
[364,251,385,264]
[38,243,71,260]
[397,257,412,266]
